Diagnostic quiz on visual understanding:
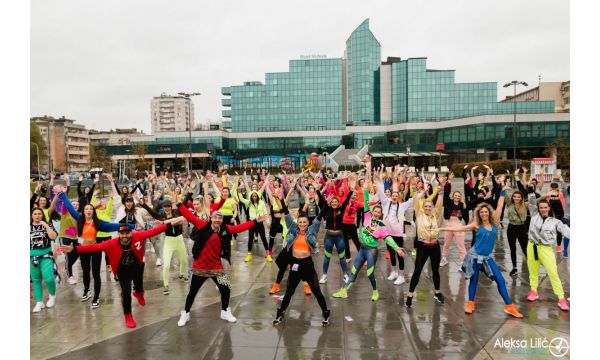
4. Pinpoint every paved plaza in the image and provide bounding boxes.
[31,215,570,360]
